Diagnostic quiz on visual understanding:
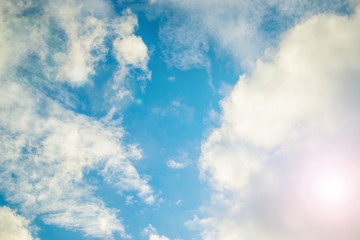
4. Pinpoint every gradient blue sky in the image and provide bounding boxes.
[1,1,360,240]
